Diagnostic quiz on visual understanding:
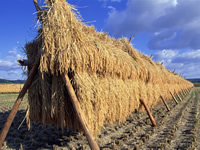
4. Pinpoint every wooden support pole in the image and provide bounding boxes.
[0,60,39,149]
[179,90,183,98]
[182,89,186,97]
[185,90,188,95]
[183,89,187,96]
[160,95,170,111]
[180,91,185,99]
[170,91,178,104]
[62,74,99,150]
[185,89,189,95]
[176,91,182,101]
[174,90,181,102]
[140,99,156,126]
